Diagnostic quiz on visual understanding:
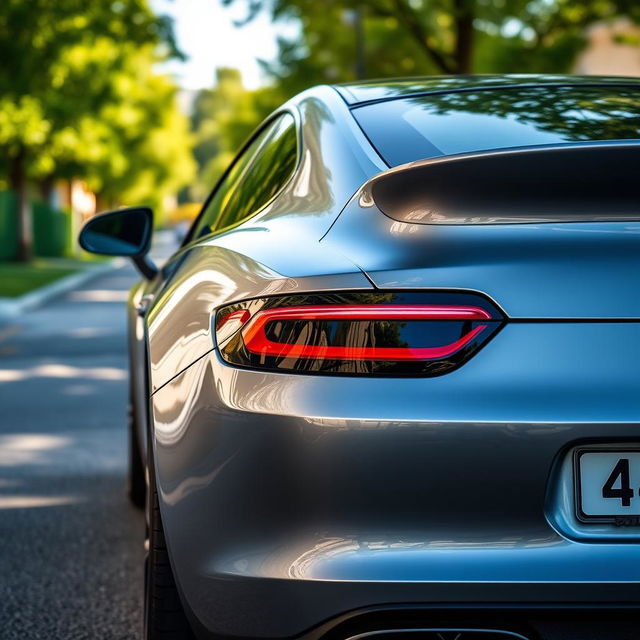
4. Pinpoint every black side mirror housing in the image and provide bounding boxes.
[79,207,158,279]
